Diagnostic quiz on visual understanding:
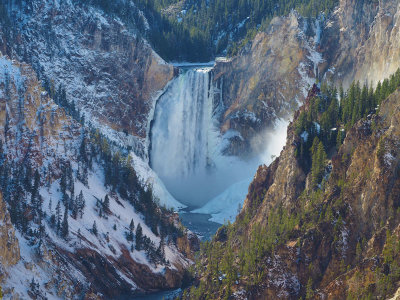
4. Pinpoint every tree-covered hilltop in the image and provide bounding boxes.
[181,69,400,299]
[137,0,339,61]
[74,0,339,61]
[295,69,400,180]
